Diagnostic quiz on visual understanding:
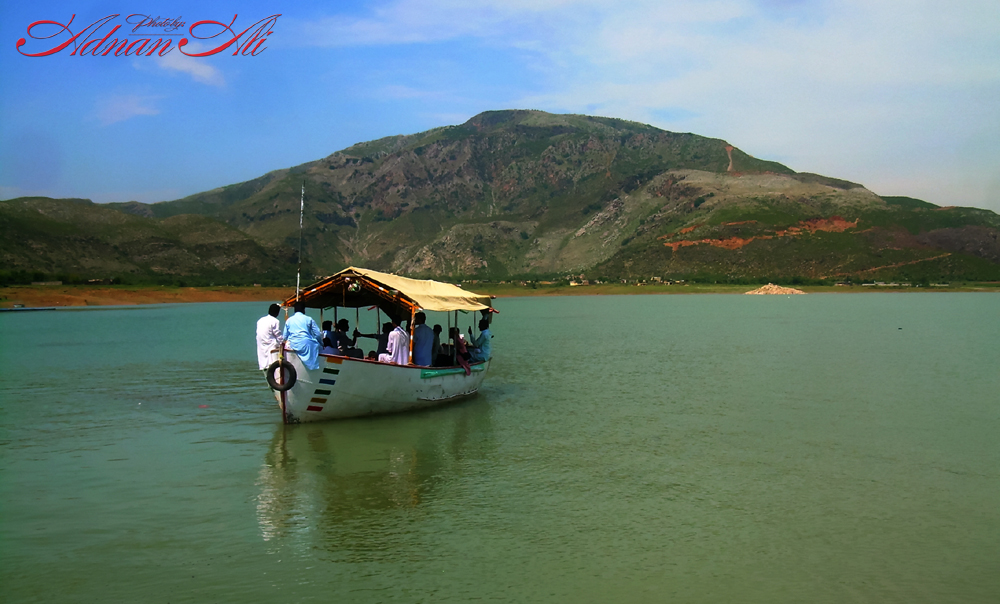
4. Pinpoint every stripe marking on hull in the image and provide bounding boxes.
[306,405,324,412]
[420,364,486,379]
[319,378,336,385]
[322,368,340,375]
